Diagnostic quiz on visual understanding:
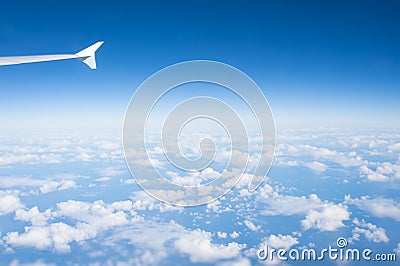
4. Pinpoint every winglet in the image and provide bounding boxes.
[75,41,104,69]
